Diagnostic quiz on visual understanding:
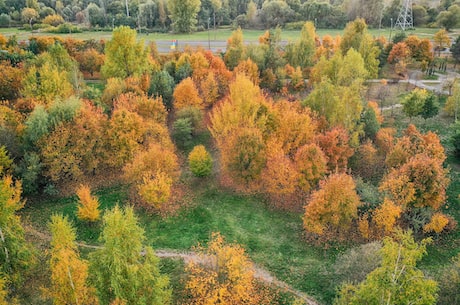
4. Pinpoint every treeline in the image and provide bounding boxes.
[0,19,459,304]
[1,0,460,33]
